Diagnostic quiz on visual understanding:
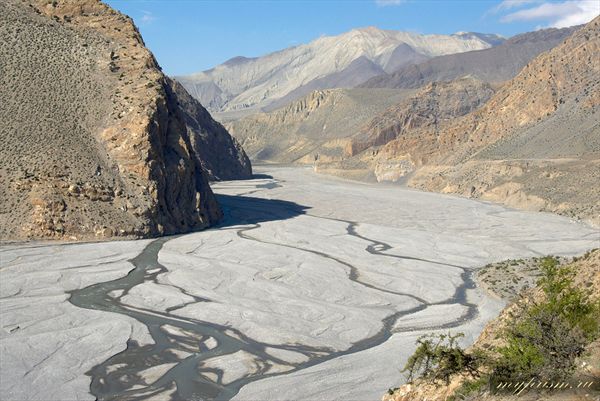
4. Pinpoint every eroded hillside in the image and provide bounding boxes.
[406,17,600,225]
[225,88,414,175]
[343,78,496,177]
